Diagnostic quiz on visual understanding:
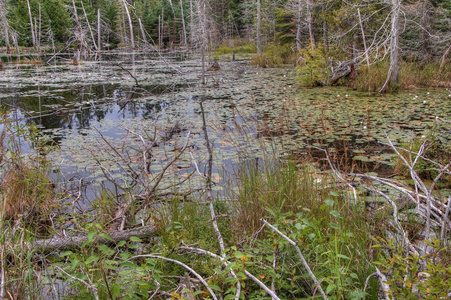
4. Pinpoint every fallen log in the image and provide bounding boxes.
[31,225,157,252]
